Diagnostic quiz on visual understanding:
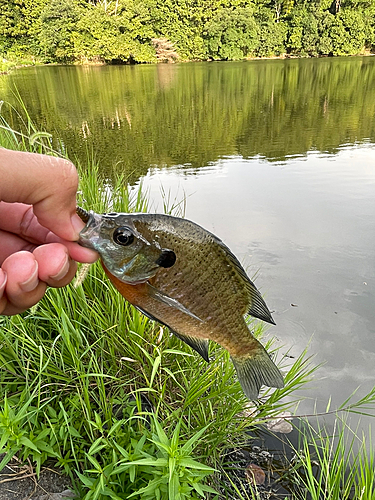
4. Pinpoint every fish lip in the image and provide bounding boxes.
[78,210,103,250]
